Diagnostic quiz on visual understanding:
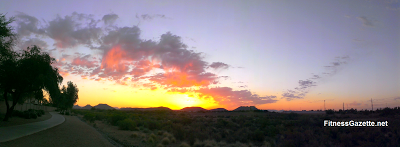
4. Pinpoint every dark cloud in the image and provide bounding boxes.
[209,62,229,70]
[15,12,46,37]
[102,14,118,25]
[18,38,48,50]
[15,12,103,48]
[46,12,102,48]
[357,16,374,27]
